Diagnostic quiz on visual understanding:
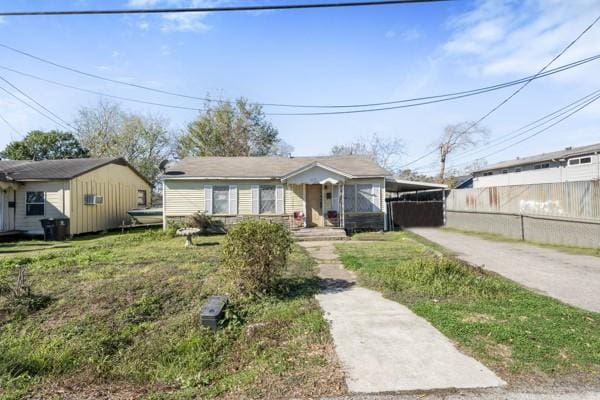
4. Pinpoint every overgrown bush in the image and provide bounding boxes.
[220,220,293,297]
[186,212,214,233]
[165,220,186,237]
